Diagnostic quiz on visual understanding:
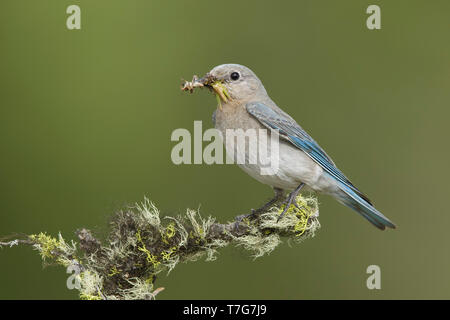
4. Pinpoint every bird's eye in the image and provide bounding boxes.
[230,72,240,81]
